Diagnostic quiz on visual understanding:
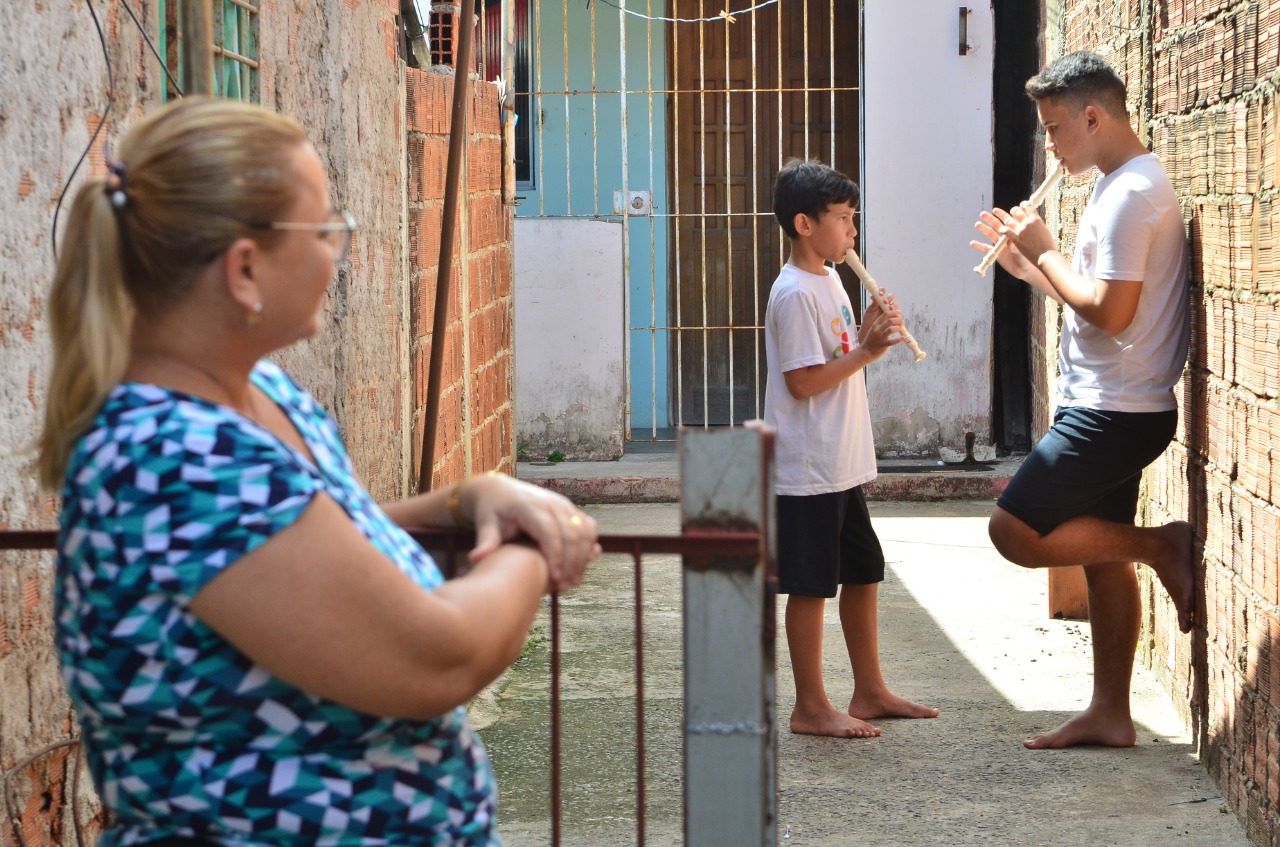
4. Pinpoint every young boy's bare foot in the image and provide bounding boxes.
[1023,706,1136,749]
[1150,520,1196,633]
[849,690,939,721]
[791,702,881,738]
